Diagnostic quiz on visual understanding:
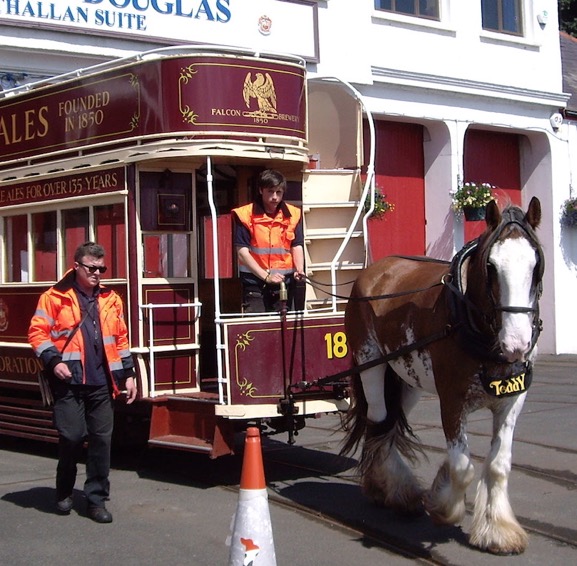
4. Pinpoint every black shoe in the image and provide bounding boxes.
[56,496,73,514]
[88,506,113,523]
